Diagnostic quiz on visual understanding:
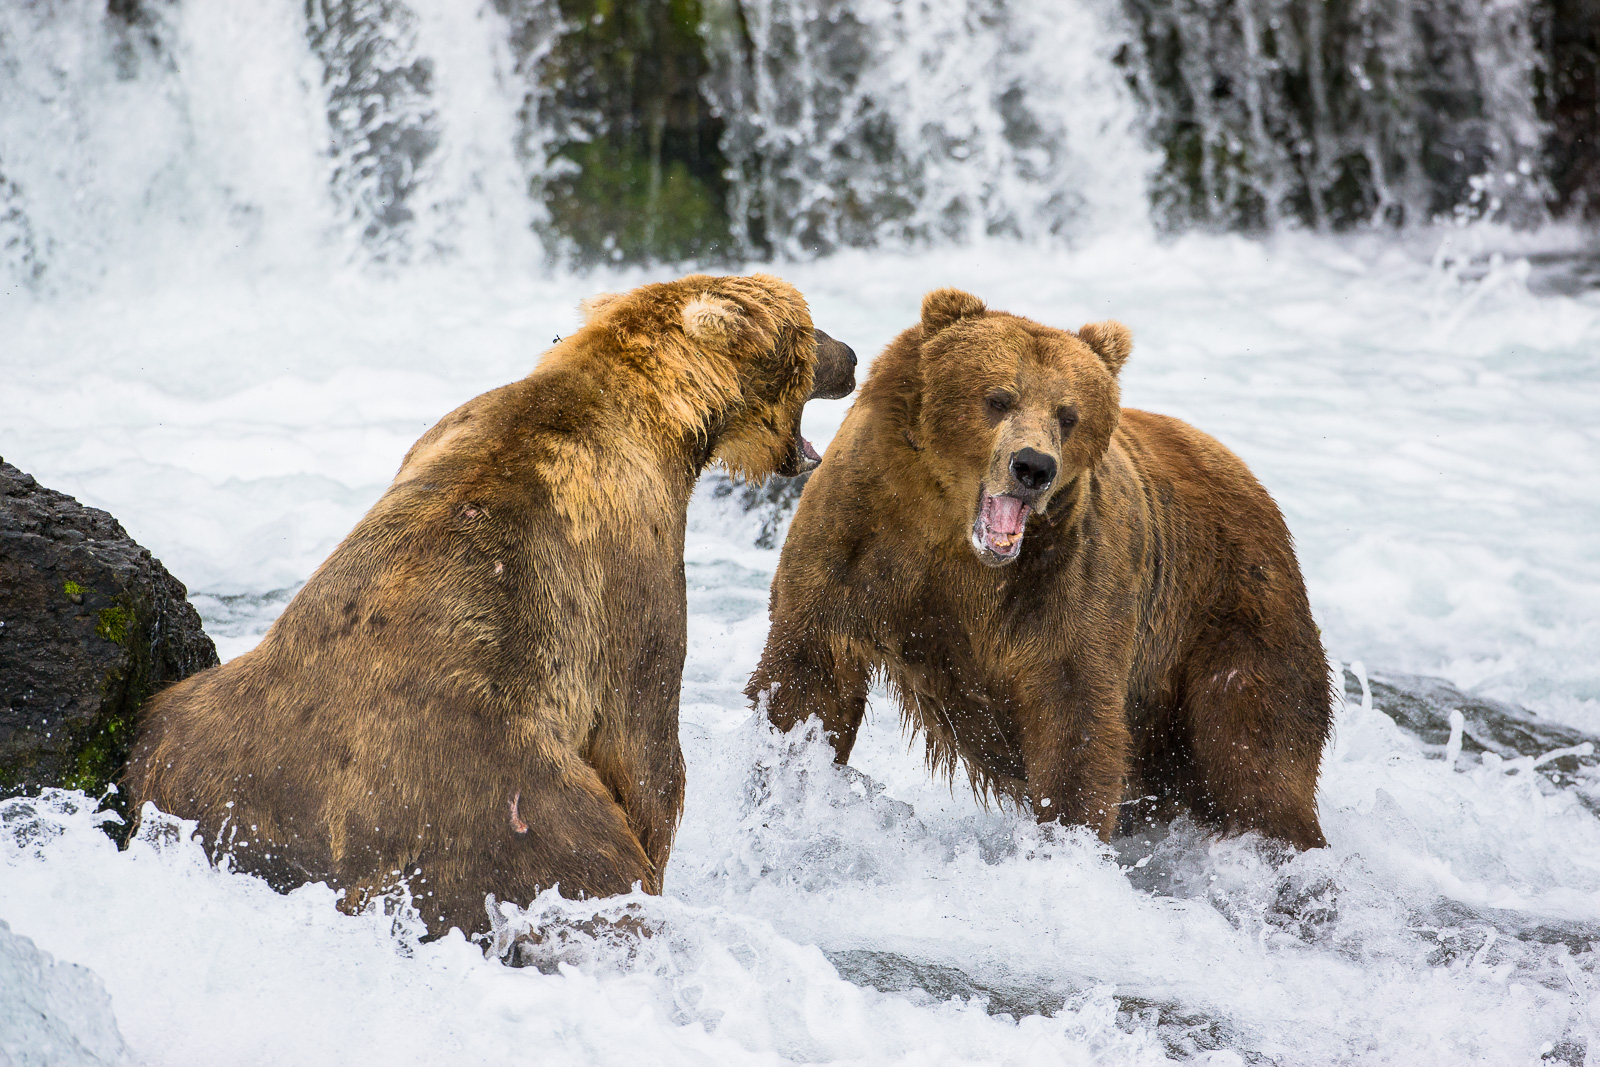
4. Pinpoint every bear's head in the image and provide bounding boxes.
[909,288,1130,567]
[581,274,856,480]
